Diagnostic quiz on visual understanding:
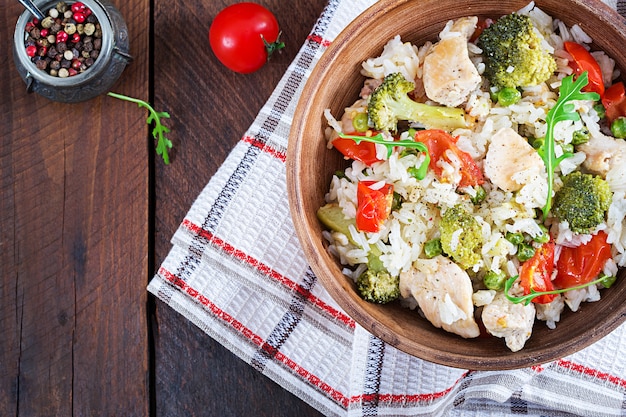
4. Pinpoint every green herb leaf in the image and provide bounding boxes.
[337,132,430,179]
[504,273,611,305]
[538,72,600,219]
[108,92,173,164]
